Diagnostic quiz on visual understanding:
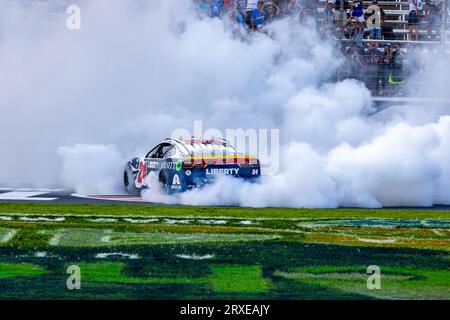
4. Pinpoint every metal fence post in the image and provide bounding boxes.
[442,0,448,46]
